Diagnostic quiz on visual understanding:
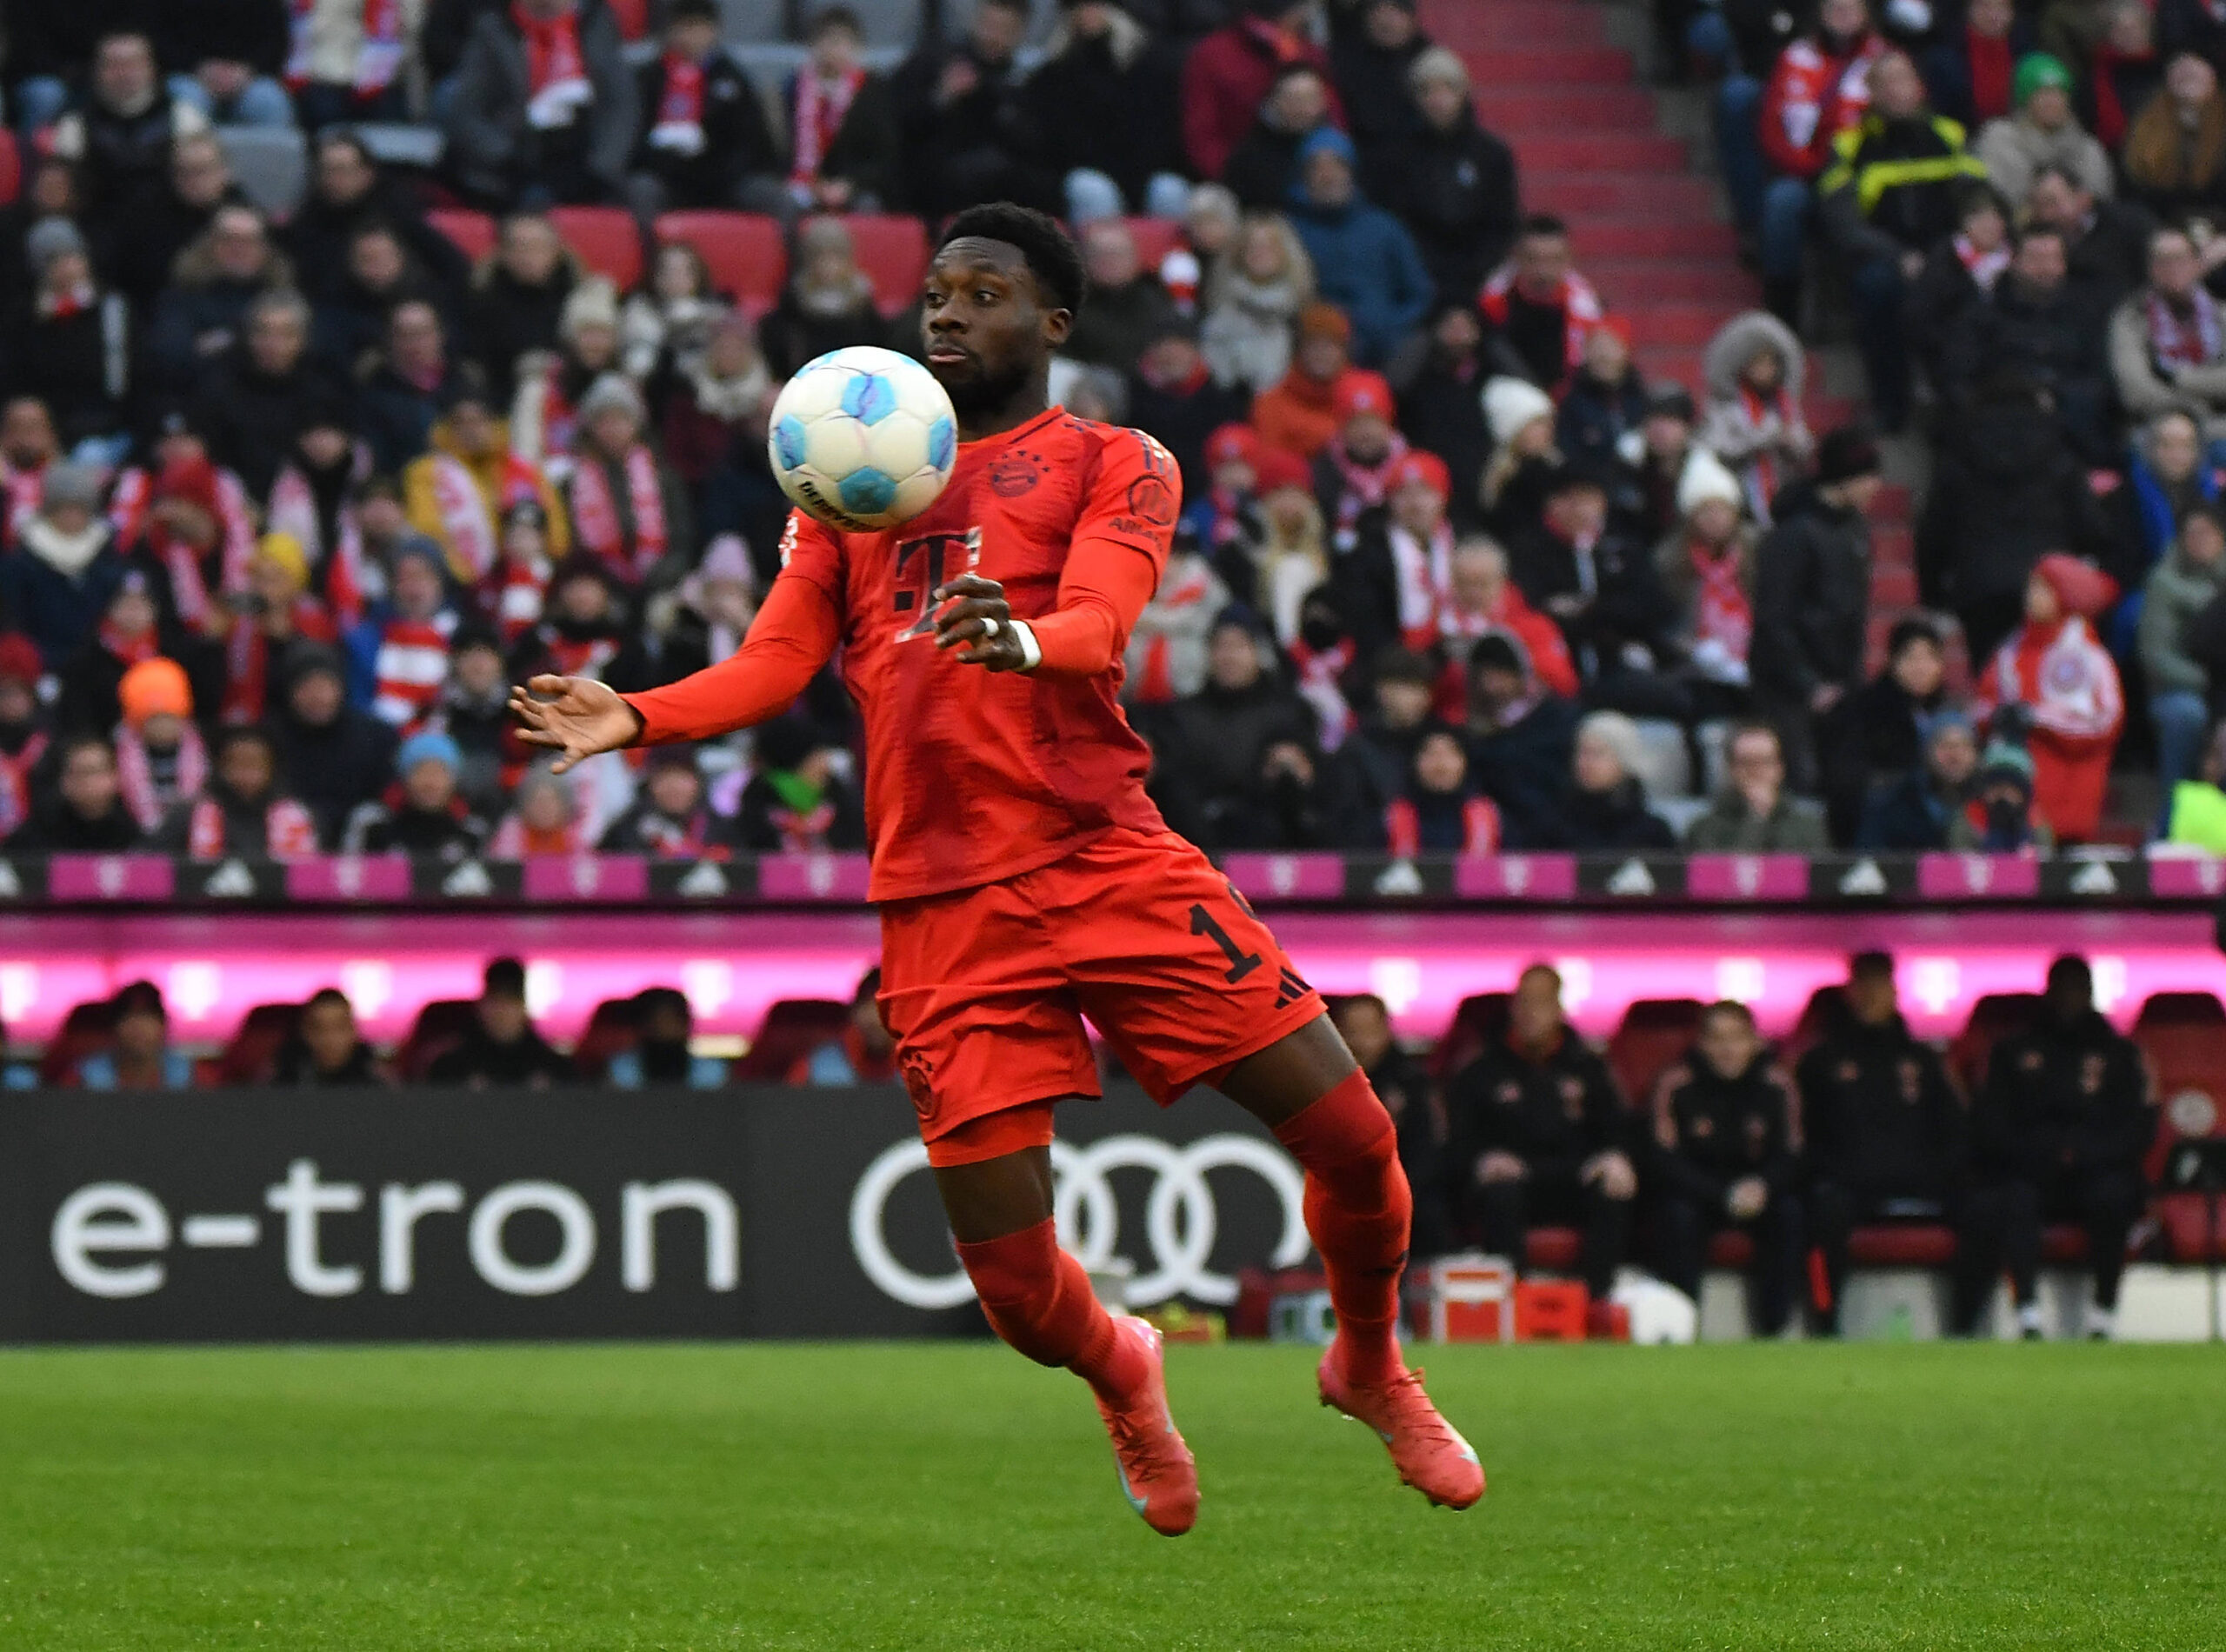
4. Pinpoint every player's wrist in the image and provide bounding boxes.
[1009,619,1042,672]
